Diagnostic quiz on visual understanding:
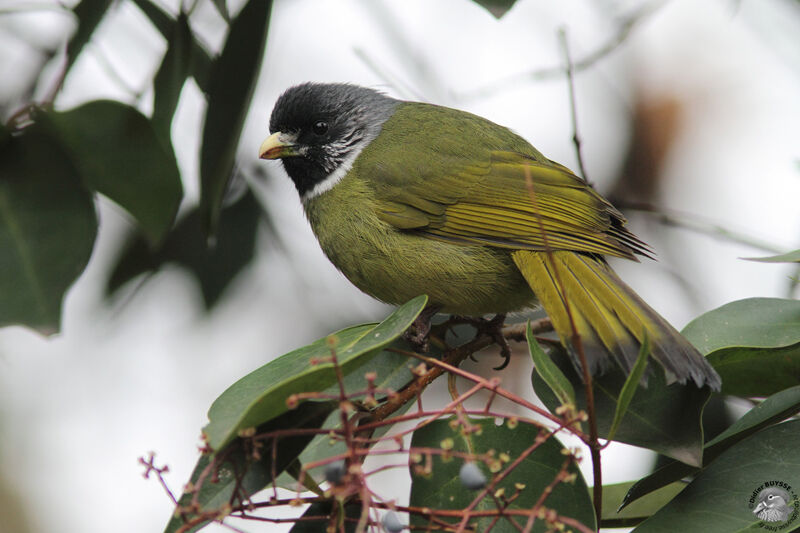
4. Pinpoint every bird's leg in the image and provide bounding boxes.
[404,304,443,353]
[449,314,511,370]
